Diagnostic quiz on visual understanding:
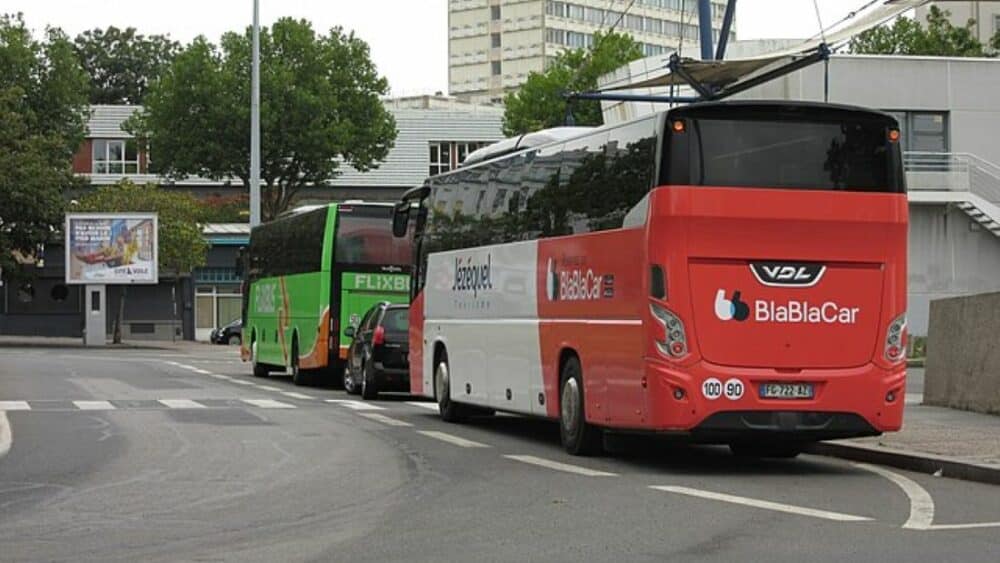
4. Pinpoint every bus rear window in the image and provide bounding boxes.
[335,207,413,266]
[672,116,902,193]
